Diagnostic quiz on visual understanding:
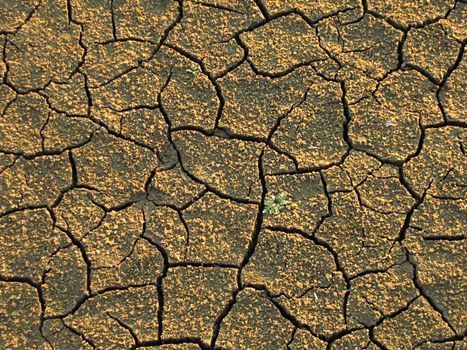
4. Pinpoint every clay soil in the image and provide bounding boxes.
[0,0,466,349]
